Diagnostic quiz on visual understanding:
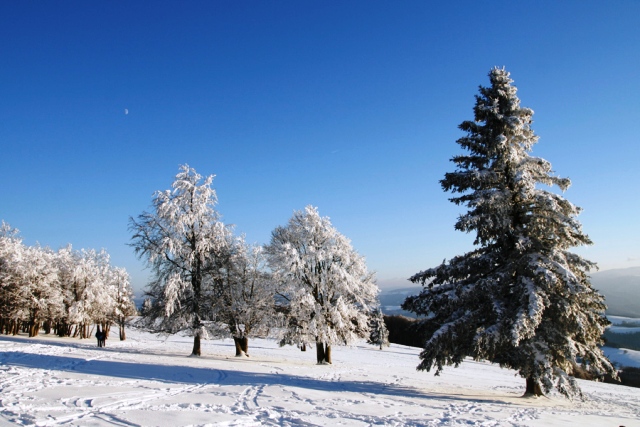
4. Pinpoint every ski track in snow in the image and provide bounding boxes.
[1,331,639,427]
